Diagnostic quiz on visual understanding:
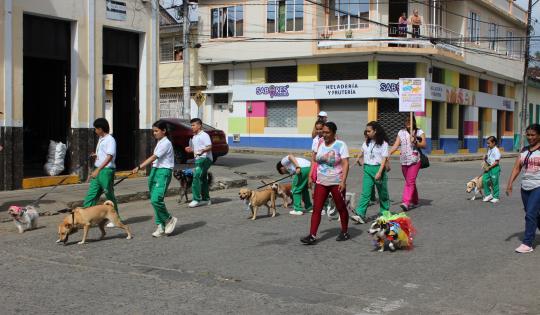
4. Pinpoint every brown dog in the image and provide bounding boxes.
[56,200,132,245]
[262,180,292,208]
[466,176,484,200]
[239,188,277,220]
